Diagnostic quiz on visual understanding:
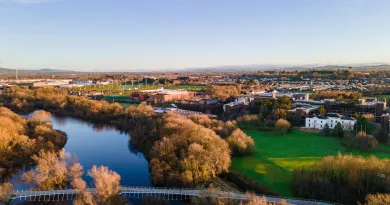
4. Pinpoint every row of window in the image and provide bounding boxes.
[308,119,340,123]
[307,123,354,129]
